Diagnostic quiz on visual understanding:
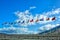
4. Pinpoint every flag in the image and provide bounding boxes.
[2,22,9,25]
[40,18,44,21]
[14,22,17,24]
[52,17,56,20]
[21,20,25,24]
[30,19,33,22]
[35,19,39,22]
[26,20,29,23]
[10,22,13,25]
[18,21,21,23]
[46,17,50,21]
[4,22,8,24]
